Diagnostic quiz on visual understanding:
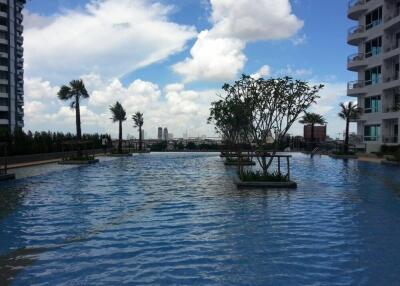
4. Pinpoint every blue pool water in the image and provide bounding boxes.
[1,153,400,285]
